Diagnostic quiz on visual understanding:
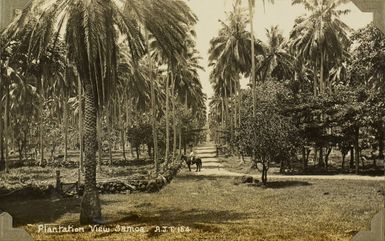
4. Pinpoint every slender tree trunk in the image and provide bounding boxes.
[4,83,9,173]
[63,96,68,163]
[350,147,354,169]
[80,83,101,224]
[221,97,225,145]
[136,146,140,159]
[320,49,325,94]
[107,109,113,166]
[302,146,308,171]
[124,100,131,160]
[165,73,170,162]
[185,92,188,108]
[354,126,360,174]
[229,80,234,151]
[261,162,268,186]
[145,29,158,173]
[248,0,256,118]
[78,74,84,174]
[313,63,318,96]
[325,147,332,168]
[224,88,229,145]
[178,127,182,156]
[152,88,158,171]
[39,76,45,165]
[171,72,177,161]
[0,81,4,171]
[341,153,346,169]
[234,83,238,129]
[238,90,241,127]
[97,111,102,171]
[121,129,126,160]
[318,147,324,168]
[377,122,384,159]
